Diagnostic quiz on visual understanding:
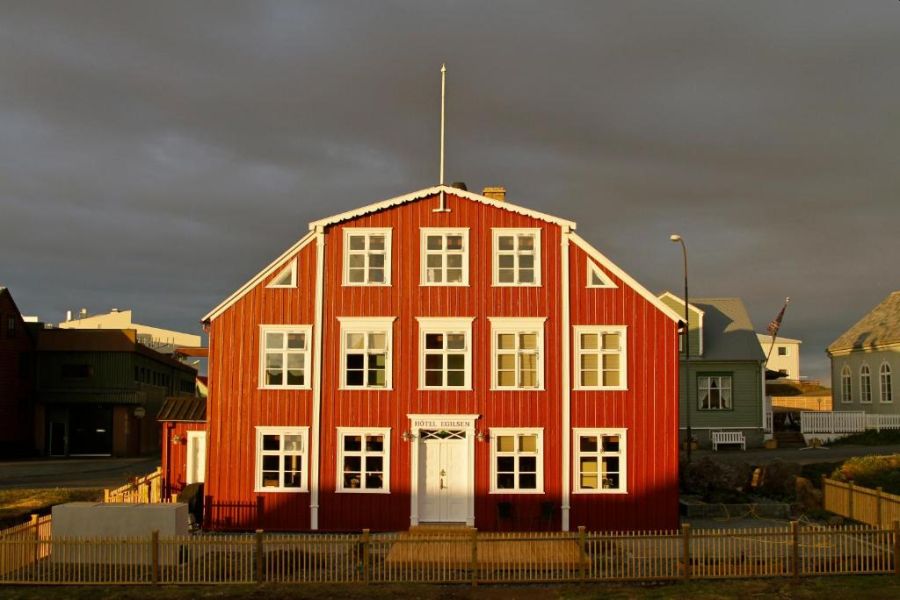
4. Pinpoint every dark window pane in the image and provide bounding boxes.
[497,473,515,489]
[519,473,537,489]
[579,436,598,453]
[519,456,537,472]
[366,456,383,472]
[497,456,515,472]
[346,354,364,369]
[366,435,383,452]
[365,473,383,489]
[425,355,443,369]
[344,435,361,452]
[262,455,279,470]
[425,334,443,349]
[346,370,364,386]
[343,456,361,471]
[425,370,443,387]
[262,435,280,451]
[344,473,361,488]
